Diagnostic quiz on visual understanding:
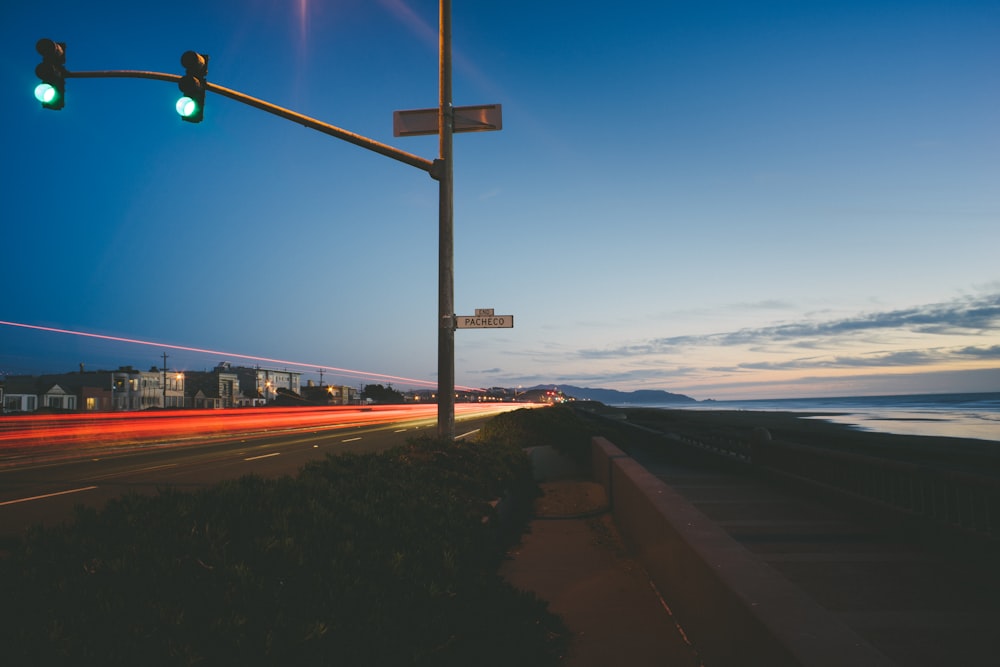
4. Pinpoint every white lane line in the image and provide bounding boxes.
[134,463,179,474]
[244,452,280,461]
[87,463,179,481]
[0,485,99,506]
[394,429,407,433]
[455,429,480,440]
[341,437,362,443]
